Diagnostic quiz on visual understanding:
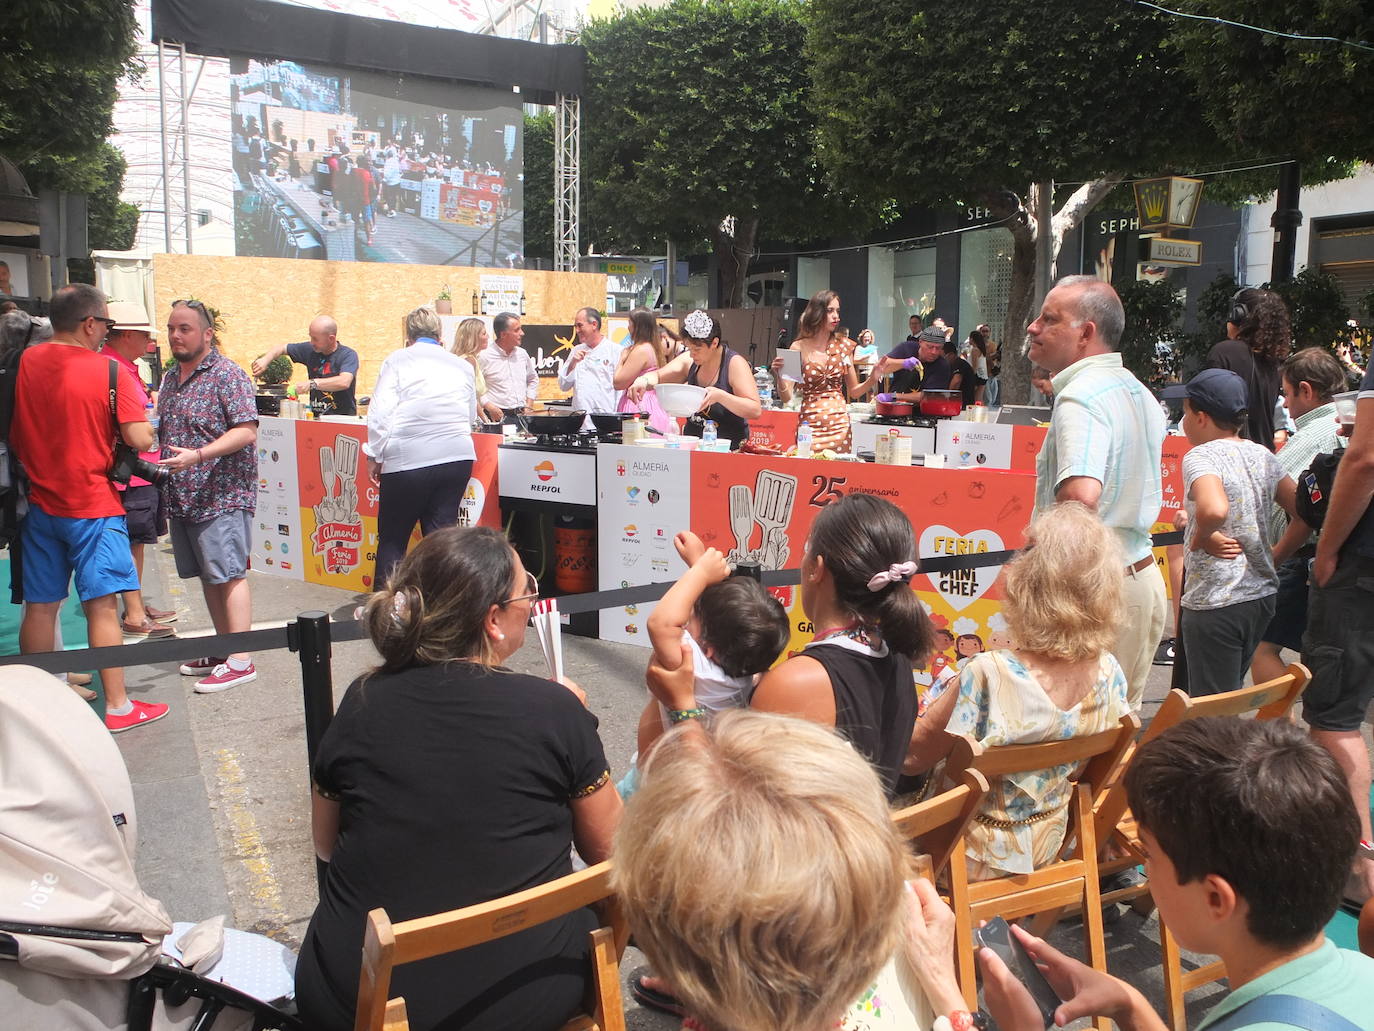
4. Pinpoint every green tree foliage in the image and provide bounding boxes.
[580,0,846,306]
[1176,272,1240,371]
[1268,266,1351,350]
[1117,278,1184,385]
[1166,0,1374,165]
[523,111,554,266]
[805,0,1232,400]
[0,0,140,252]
